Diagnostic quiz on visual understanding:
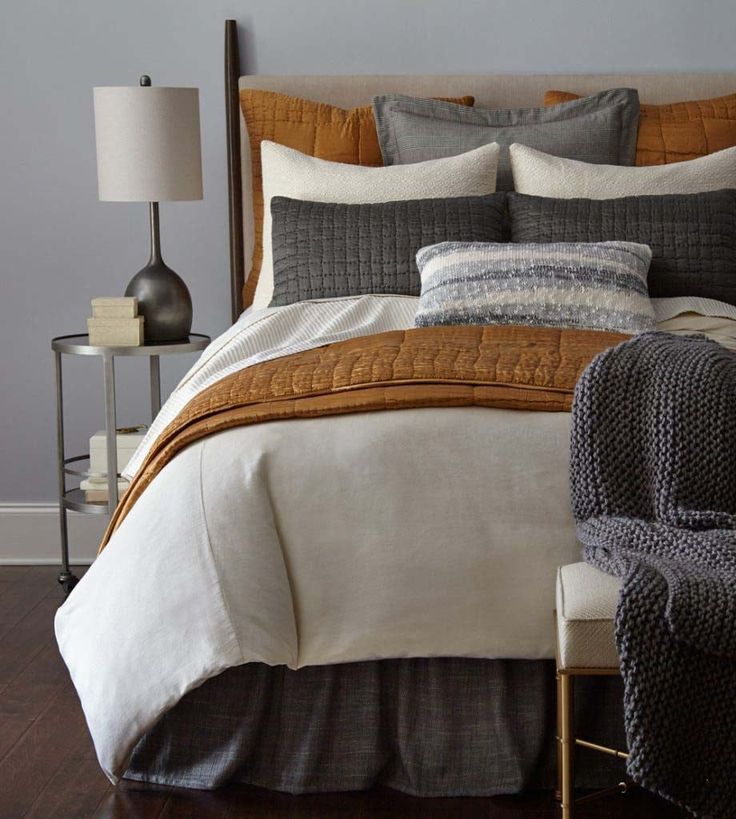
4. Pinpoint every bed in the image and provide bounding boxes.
[54,20,736,796]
